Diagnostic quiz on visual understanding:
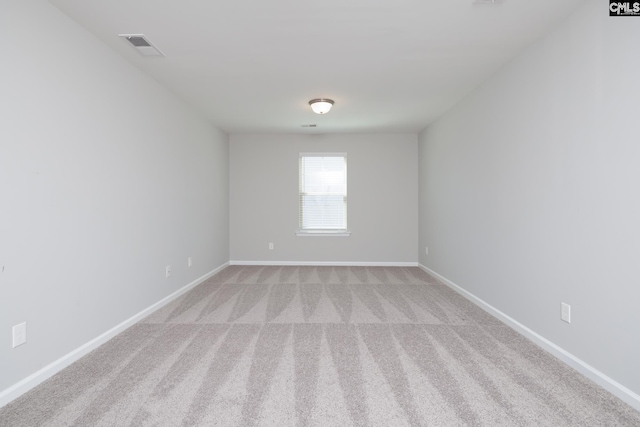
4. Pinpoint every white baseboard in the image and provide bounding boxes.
[229,260,419,267]
[0,262,229,409]
[419,263,640,412]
